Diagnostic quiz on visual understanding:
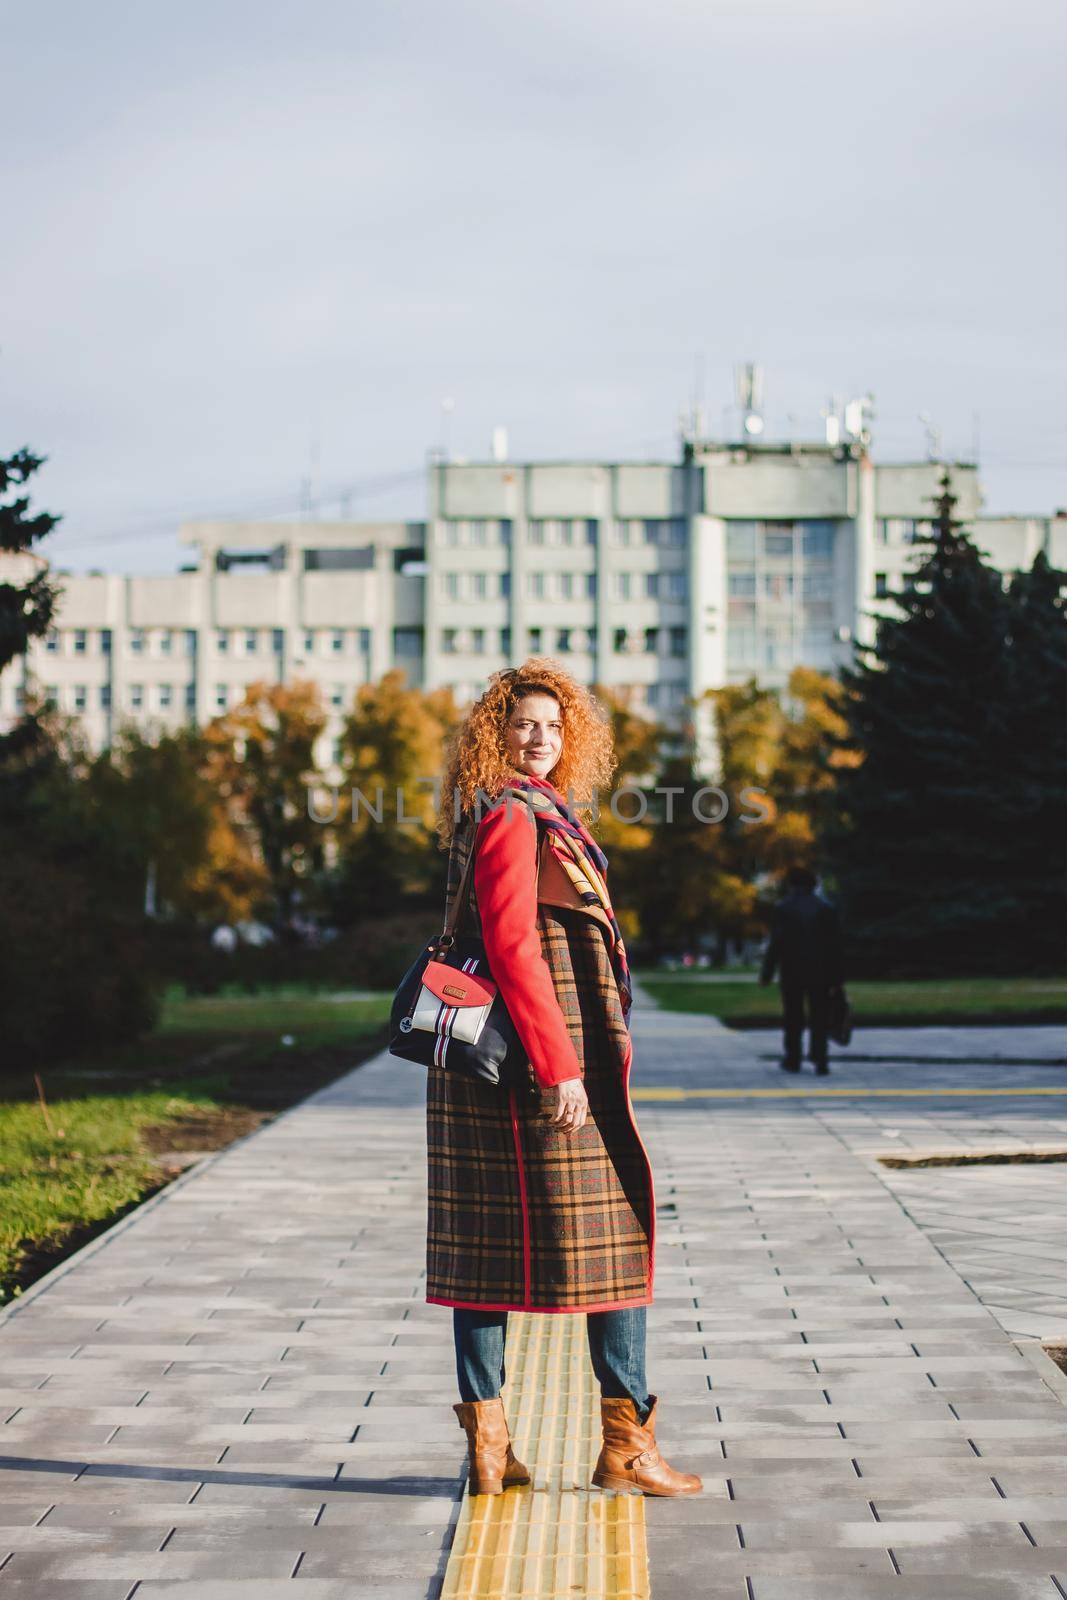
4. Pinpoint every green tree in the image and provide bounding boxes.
[1002,549,1067,969]
[79,726,219,918]
[0,449,61,773]
[826,472,1019,976]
